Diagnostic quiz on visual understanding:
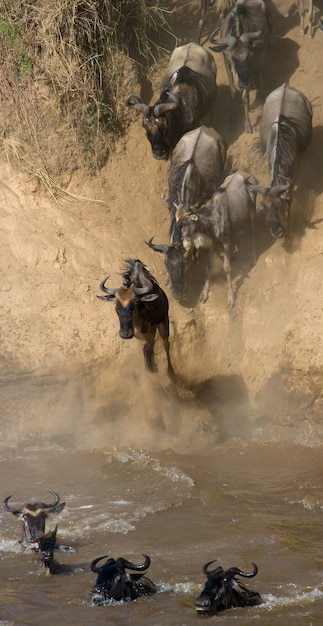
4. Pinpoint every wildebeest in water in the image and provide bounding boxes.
[194,560,262,614]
